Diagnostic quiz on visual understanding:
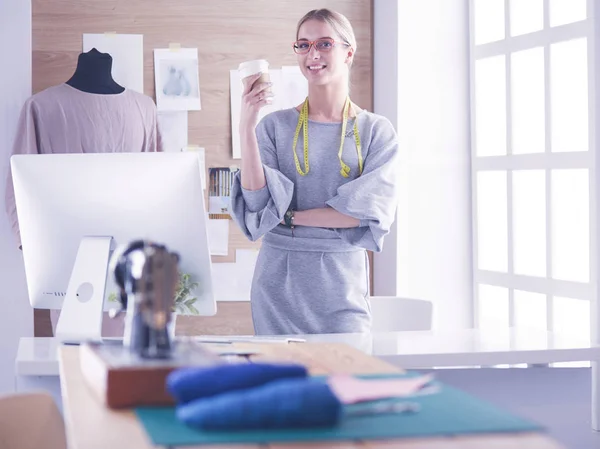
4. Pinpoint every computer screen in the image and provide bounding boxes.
[11,152,216,340]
